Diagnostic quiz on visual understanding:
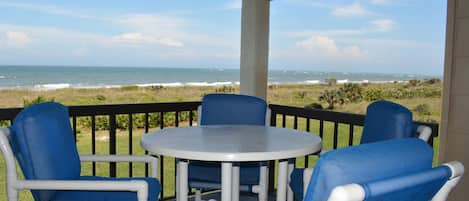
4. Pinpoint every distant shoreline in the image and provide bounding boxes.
[0,79,435,91]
